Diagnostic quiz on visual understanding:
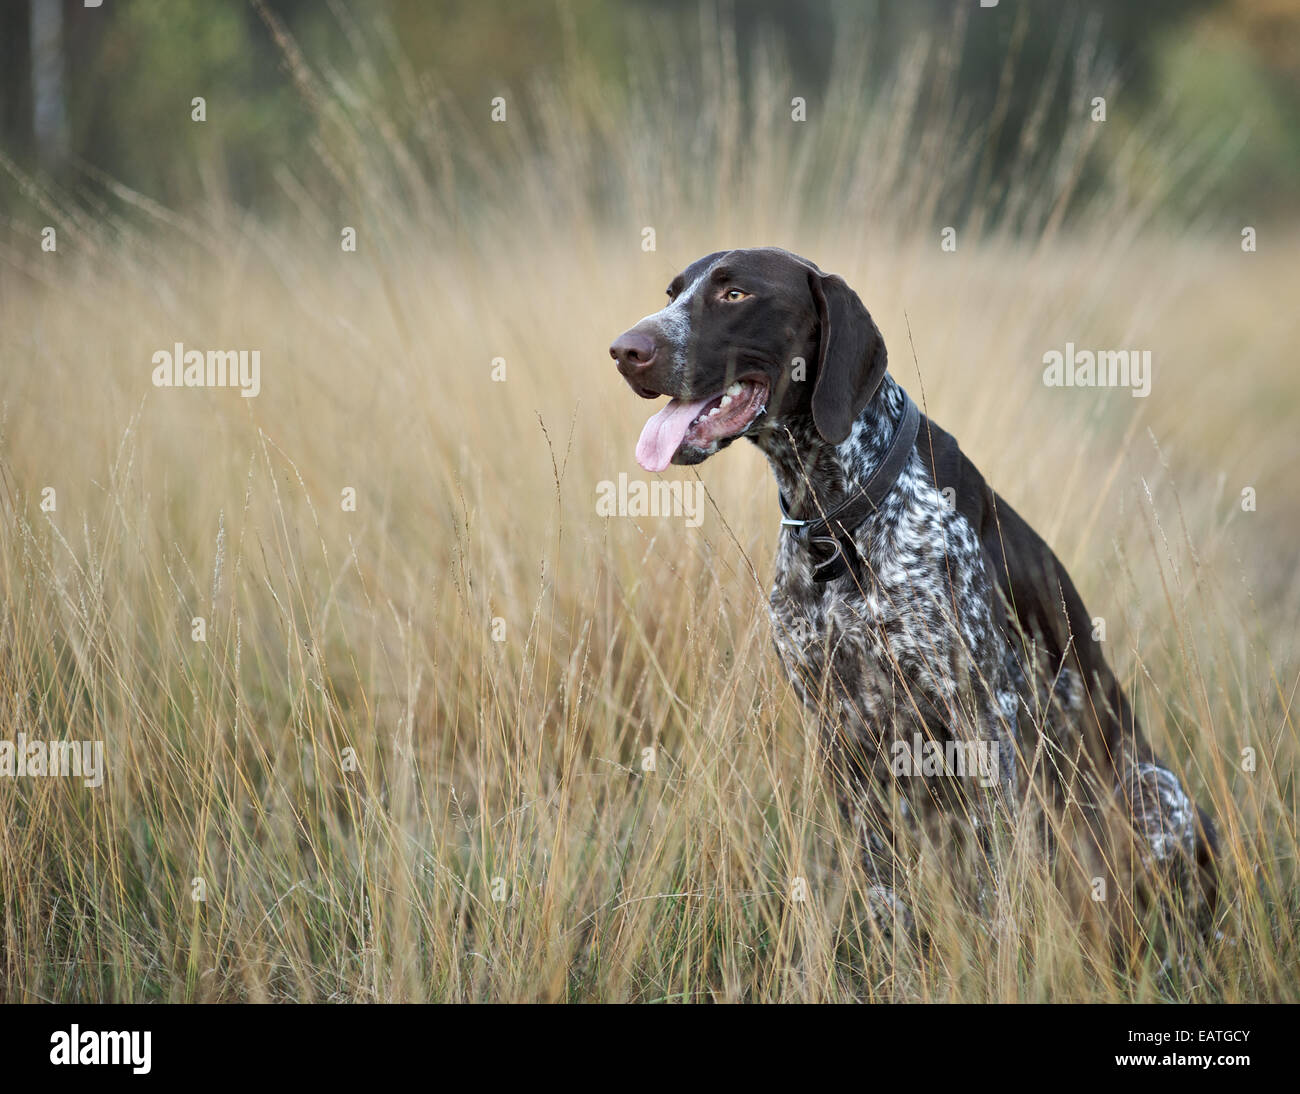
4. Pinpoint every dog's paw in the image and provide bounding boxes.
[1125,762,1196,864]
